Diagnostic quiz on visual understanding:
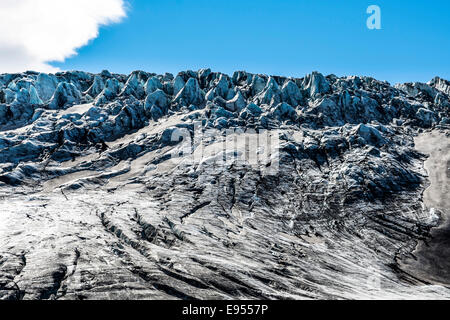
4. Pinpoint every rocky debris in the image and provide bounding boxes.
[0,69,449,300]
